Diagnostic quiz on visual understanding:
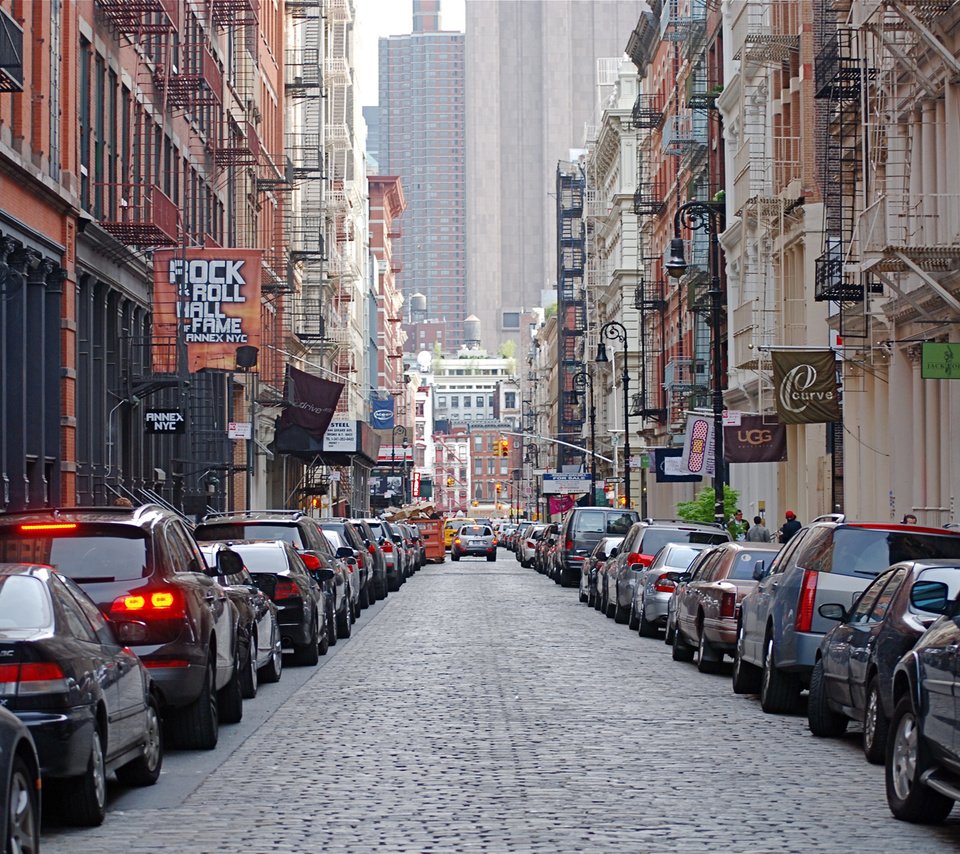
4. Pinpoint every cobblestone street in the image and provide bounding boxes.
[44,556,960,853]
